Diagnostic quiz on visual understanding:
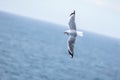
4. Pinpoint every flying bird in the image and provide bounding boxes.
[64,10,83,58]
